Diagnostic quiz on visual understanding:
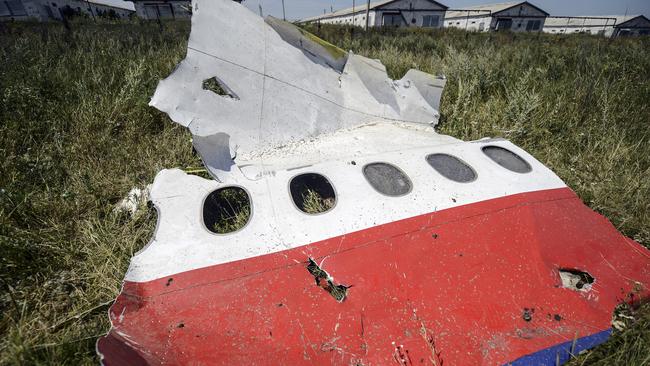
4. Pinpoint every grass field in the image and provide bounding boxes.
[0,20,649,365]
